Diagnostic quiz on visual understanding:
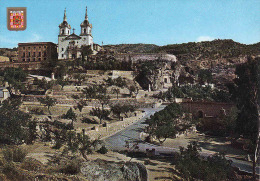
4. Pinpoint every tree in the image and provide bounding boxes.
[198,69,212,84]
[231,57,259,179]
[34,77,55,92]
[66,129,101,160]
[74,99,87,112]
[176,142,232,181]
[0,97,32,144]
[128,85,136,97]
[62,108,77,127]
[37,96,57,115]
[83,85,111,123]
[81,45,93,62]
[73,73,86,86]
[90,107,110,124]
[112,88,120,99]
[57,77,69,90]
[26,119,37,145]
[110,103,136,120]
[1,67,28,96]
[41,54,58,76]
[146,103,184,144]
